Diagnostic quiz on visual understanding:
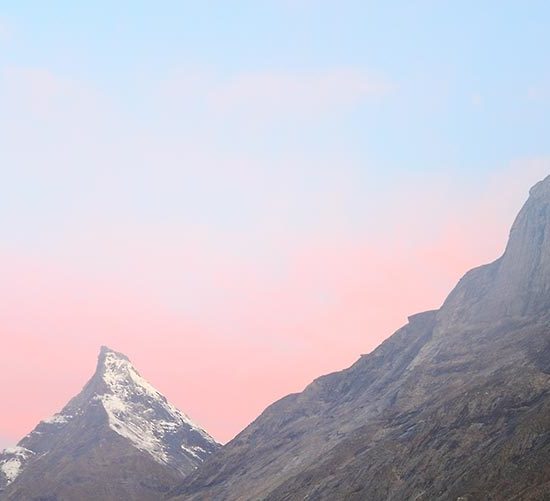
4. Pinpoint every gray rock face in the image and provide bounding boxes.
[0,347,220,501]
[170,175,550,501]
[440,175,550,326]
